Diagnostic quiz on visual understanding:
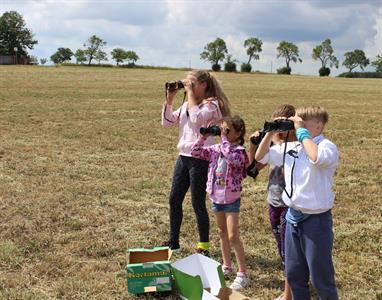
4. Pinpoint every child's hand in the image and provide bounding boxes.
[289,115,305,129]
[166,89,178,105]
[220,124,229,137]
[183,78,195,94]
[249,131,261,148]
